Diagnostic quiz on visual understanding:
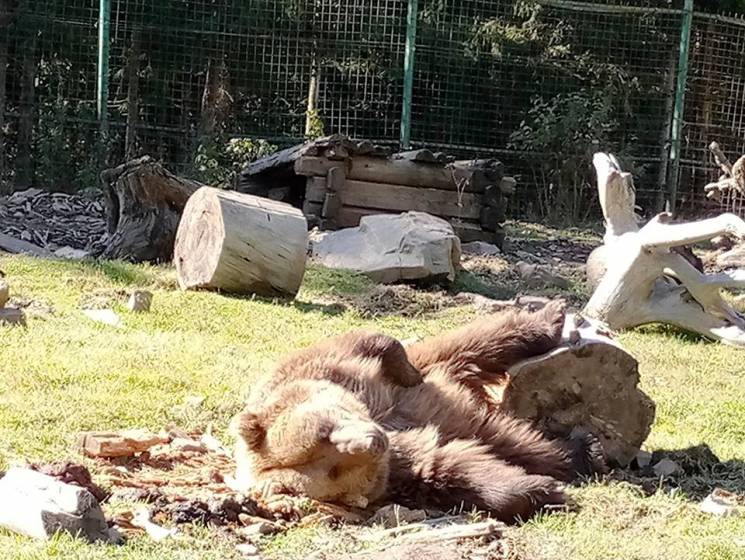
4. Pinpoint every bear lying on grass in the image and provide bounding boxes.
[232,301,606,522]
